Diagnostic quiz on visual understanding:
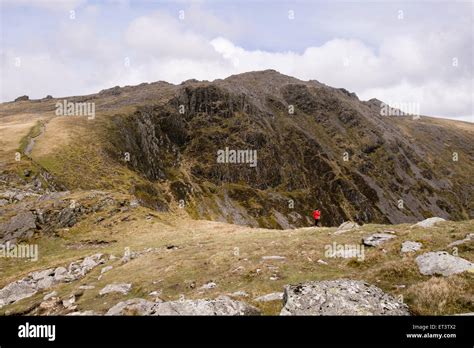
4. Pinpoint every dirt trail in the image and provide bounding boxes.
[24,121,46,157]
